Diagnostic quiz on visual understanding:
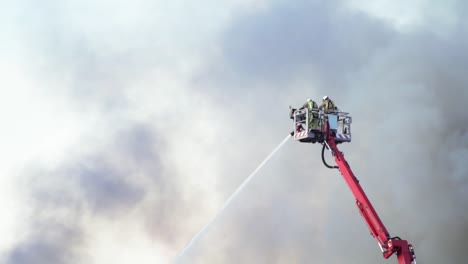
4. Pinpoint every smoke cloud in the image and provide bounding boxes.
[1,0,467,264]
[179,1,468,263]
